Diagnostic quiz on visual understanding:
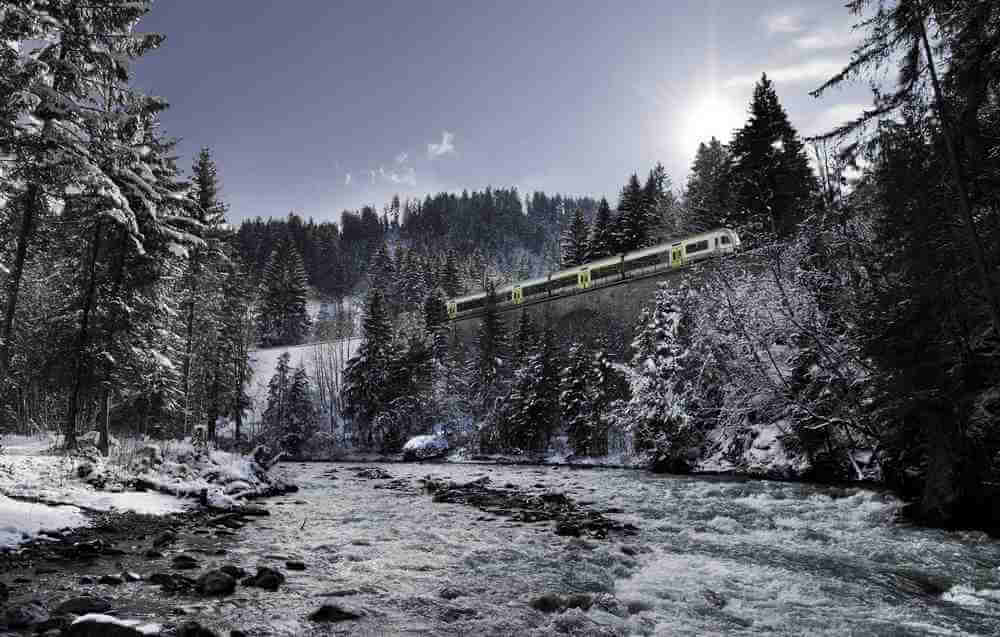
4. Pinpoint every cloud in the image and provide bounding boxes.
[764,12,804,35]
[344,172,351,186]
[427,130,455,158]
[378,165,417,187]
[793,26,859,51]
[395,152,408,164]
[724,59,842,89]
